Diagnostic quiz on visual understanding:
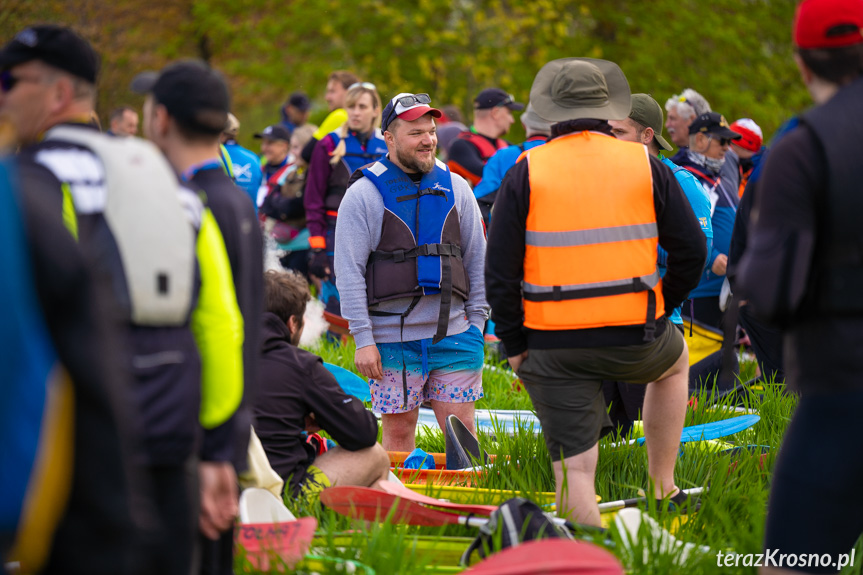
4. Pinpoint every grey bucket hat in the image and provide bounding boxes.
[530,58,631,123]
[520,103,553,135]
